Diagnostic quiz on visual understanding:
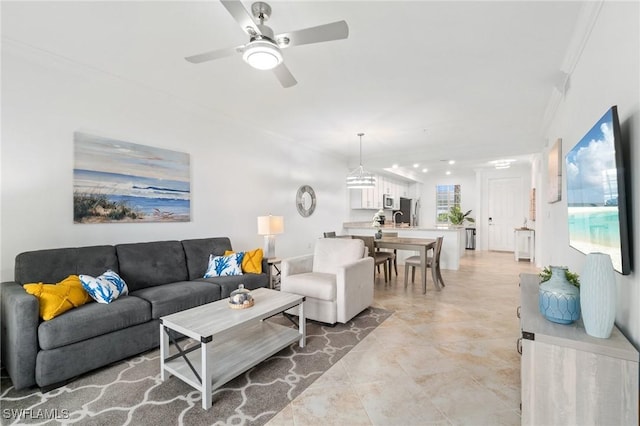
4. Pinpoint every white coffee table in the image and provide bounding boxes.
[159,287,305,409]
